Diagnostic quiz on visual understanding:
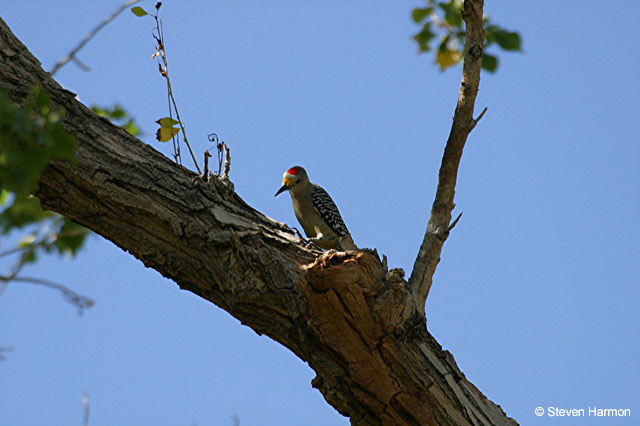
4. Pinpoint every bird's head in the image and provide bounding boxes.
[275,166,308,196]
